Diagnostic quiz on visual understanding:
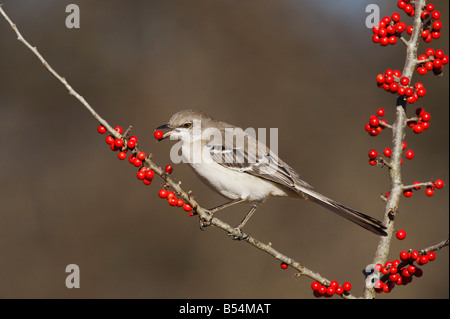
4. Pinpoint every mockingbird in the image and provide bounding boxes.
[156,110,387,238]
